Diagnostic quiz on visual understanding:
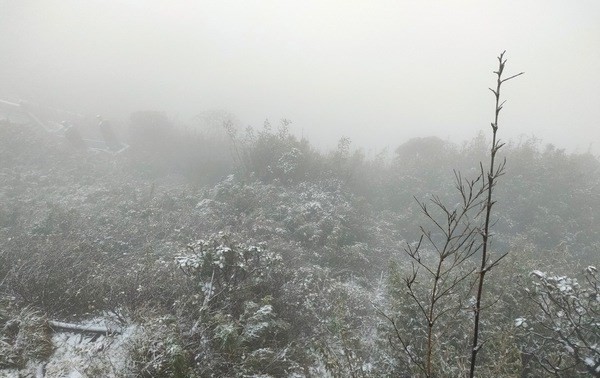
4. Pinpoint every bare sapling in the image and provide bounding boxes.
[381,51,522,377]
[468,51,523,377]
